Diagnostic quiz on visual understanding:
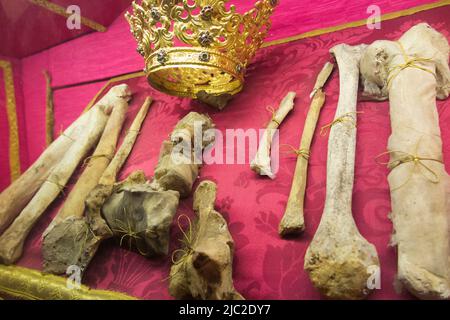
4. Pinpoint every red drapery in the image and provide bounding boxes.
[12,6,450,299]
